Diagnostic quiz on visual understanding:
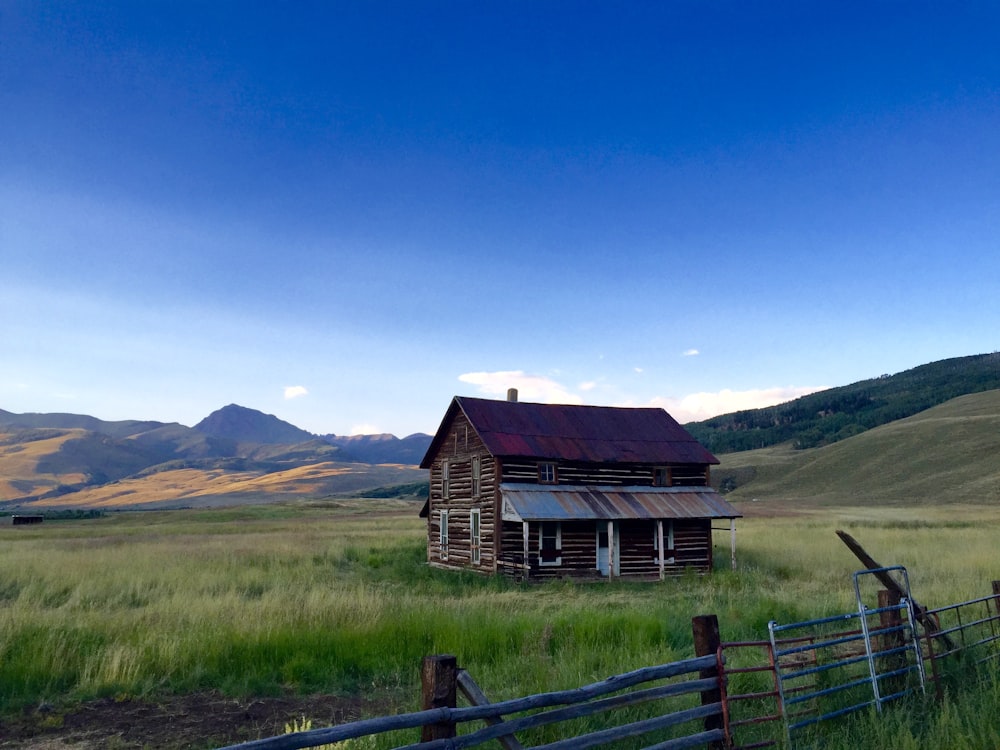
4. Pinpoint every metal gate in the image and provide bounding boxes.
[767,566,926,748]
